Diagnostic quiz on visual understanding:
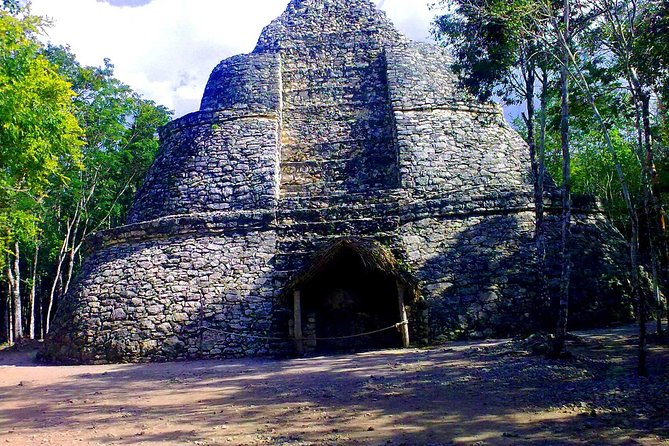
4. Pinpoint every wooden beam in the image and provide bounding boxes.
[397,281,410,348]
[293,290,304,355]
